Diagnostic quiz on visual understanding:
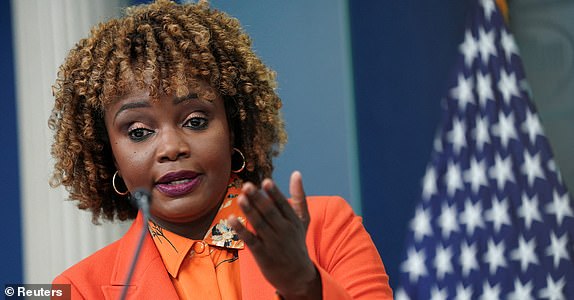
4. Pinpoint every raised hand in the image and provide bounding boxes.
[228,171,321,299]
